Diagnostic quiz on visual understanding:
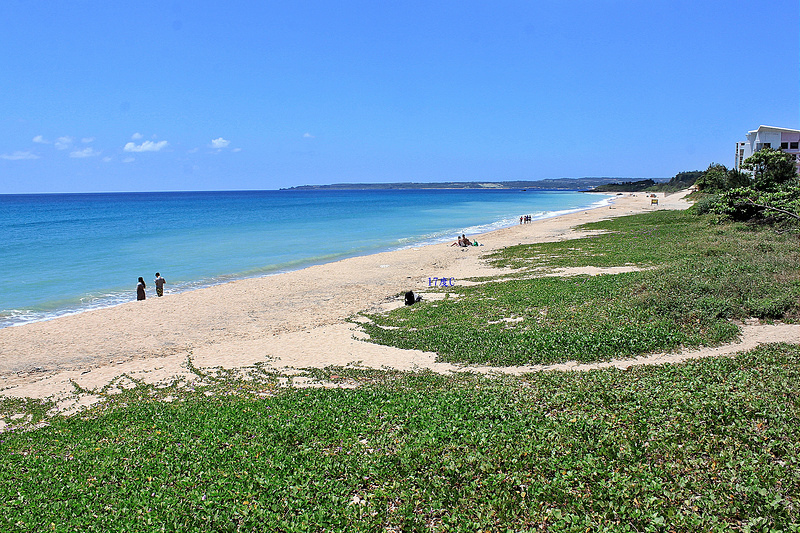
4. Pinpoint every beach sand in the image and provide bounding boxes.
[1,190,797,418]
